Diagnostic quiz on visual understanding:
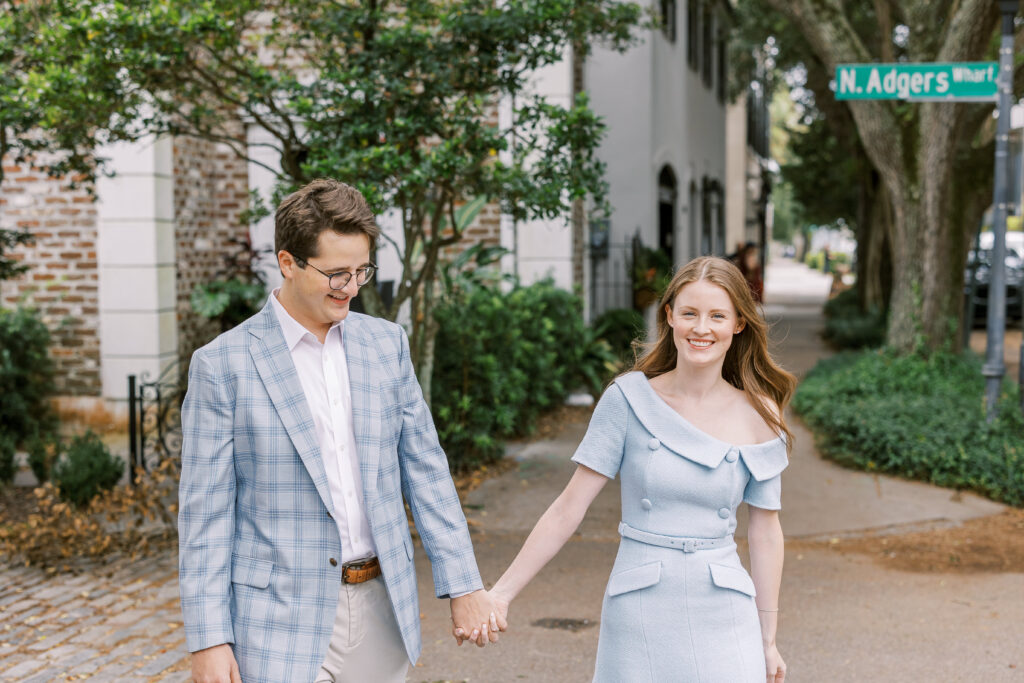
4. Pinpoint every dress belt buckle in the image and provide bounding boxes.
[682,539,698,553]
